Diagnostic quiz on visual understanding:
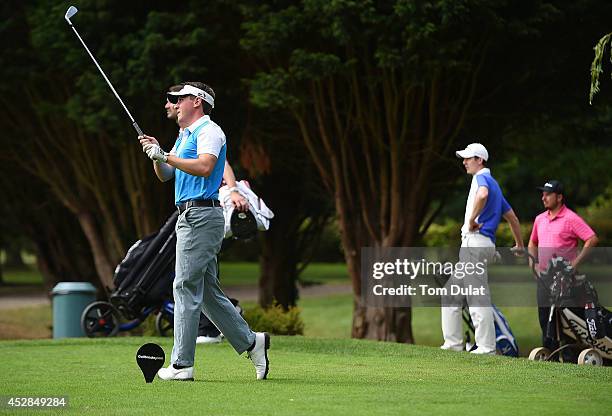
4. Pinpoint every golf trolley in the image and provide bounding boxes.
[523,252,612,366]
[81,212,178,337]
[80,209,249,338]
